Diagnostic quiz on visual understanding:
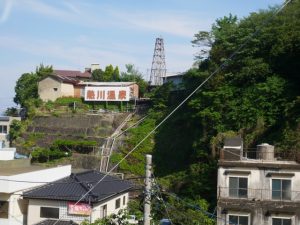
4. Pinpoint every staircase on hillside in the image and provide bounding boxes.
[99,113,133,172]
